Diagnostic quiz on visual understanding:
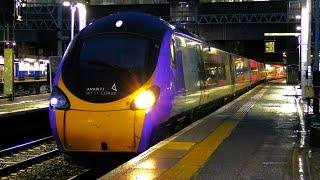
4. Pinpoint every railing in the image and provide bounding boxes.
[0,2,296,31]
[170,13,290,25]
